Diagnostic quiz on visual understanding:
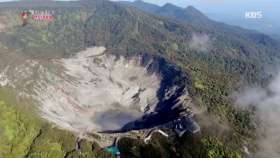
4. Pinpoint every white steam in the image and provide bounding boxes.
[189,33,211,52]
[231,72,280,158]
